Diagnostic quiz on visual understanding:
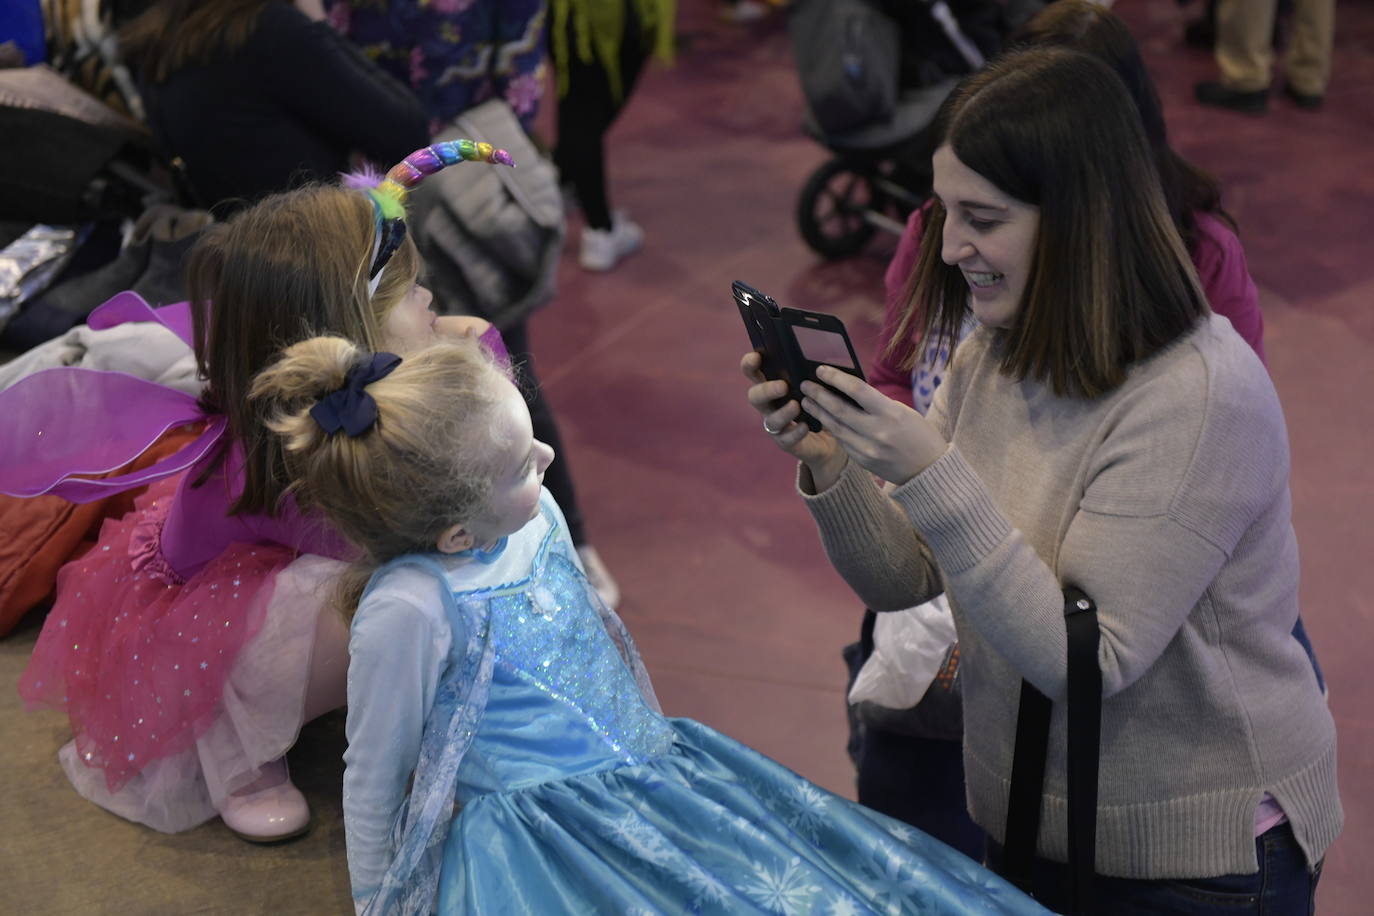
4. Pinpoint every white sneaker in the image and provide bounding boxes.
[579,212,644,272]
[719,1,769,23]
[577,545,622,609]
